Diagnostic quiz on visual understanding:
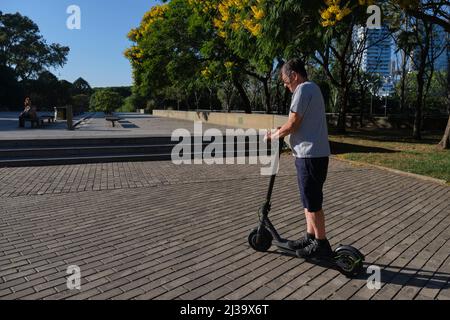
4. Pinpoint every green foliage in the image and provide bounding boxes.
[0,65,22,109]
[72,77,93,96]
[119,92,147,112]
[89,89,124,114]
[125,0,271,113]
[20,71,73,111]
[0,11,69,81]
[0,11,74,110]
[397,71,449,114]
[72,94,90,114]
[124,0,449,127]
[117,100,136,113]
[93,86,132,98]
[126,0,199,101]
